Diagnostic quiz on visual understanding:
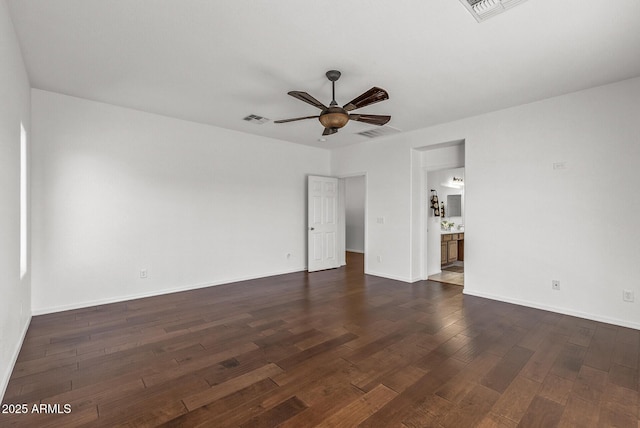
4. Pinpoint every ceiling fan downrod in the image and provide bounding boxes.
[326,70,341,106]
